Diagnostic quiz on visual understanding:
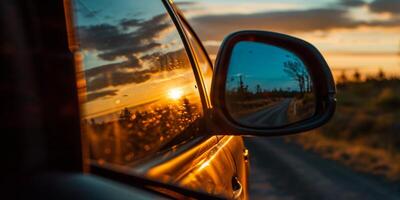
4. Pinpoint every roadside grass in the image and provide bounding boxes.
[288,131,400,180]
[288,79,400,181]
[287,93,315,123]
